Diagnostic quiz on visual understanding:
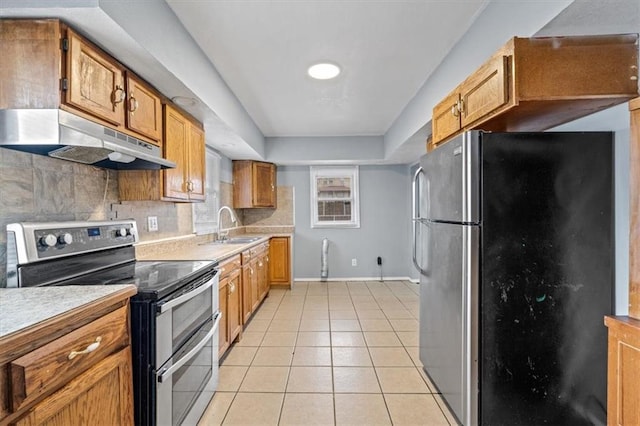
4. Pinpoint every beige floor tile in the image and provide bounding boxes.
[333,367,381,393]
[218,366,249,391]
[368,347,414,367]
[238,366,290,393]
[251,310,276,321]
[292,346,332,366]
[222,346,258,366]
[384,393,449,425]
[301,310,330,320]
[406,346,423,367]
[356,309,386,319]
[364,332,403,347]
[243,319,271,333]
[198,391,236,426]
[382,309,414,319]
[261,331,298,346]
[305,295,329,303]
[332,347,372,366]
[417,367,437,393]
[334,393,391,425]
[268,319,300,332]
[279,393,335,426]
[331,332,366,347]
[396,331,419,346]
[252,346,294,366]
[433,393,460,425]
[389,319,419,331]
[329,310,358,320]
[273,309,303,320]
[329,303,355,311]
[353,301,380,310]
[375,367,430,393]
[234,331,265,347]
[359,319,393,331]
[299,319,330,331]
[330,319,362,331]
[296,331,331,347]
[286,366,333,392]
[221,392,283,425]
